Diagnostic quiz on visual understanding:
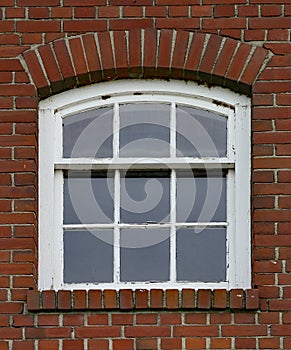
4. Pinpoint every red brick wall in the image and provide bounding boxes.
[0,1,291,349]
